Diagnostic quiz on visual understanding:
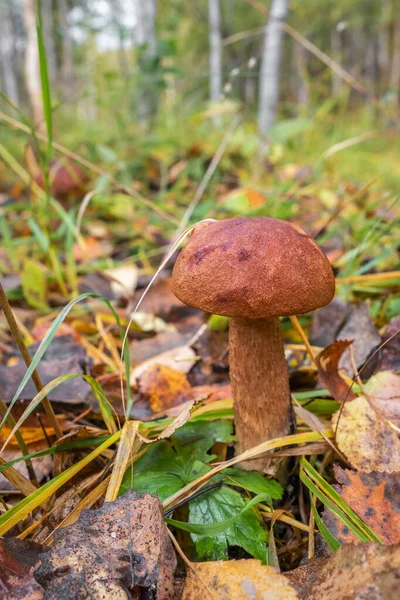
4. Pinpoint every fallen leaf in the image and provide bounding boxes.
[130,330,194,365]
[310,298,350,348]
[73,237,112,263]
[0,354,90,404]
[31,321,79,343]
[105,264,138,300]
[0,538,44,600]
[364,370,400,427]
[131,311,176,333]
[132,345,197,381]
[138,364,191,412]
[317,340,357,402]
[34,490,176,599]
[288,543,400,599]
[365,315,400,375]
[21,261,49,313]
[332,396,400,472]
[181,559,298,600]
[323,466,400,545]
[133,277,189,319]
[336,303,381,377]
